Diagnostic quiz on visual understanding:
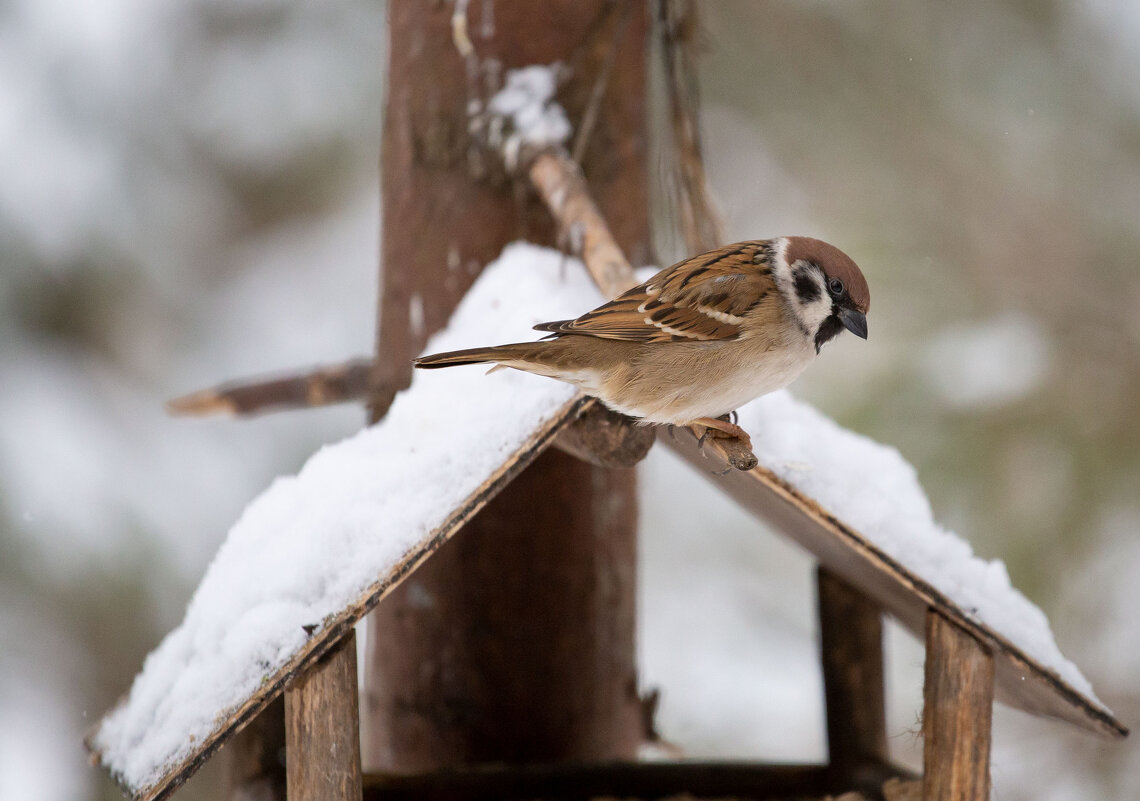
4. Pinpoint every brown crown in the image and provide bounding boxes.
[784,236,870,313]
